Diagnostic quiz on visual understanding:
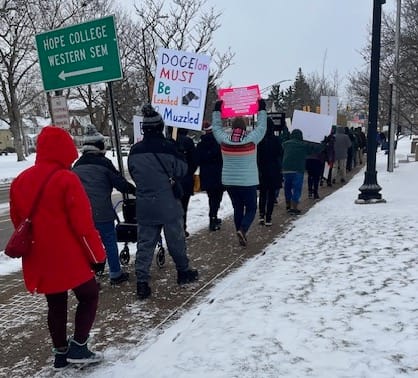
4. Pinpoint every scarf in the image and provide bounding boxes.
[230,128,247,142]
